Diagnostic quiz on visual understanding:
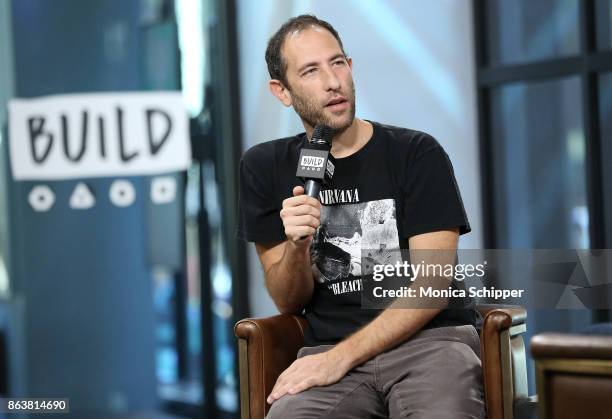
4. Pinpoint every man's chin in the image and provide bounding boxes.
[327,116,354,132]
[302,111,354,132]
[317,109,349,127]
